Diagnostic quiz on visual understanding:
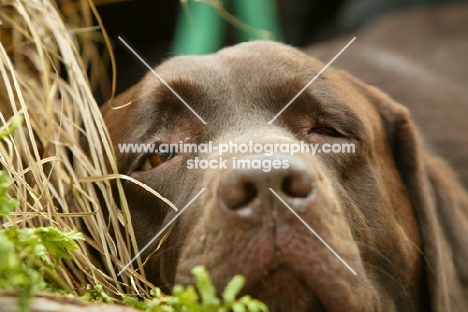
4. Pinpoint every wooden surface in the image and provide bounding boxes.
[0,291,139,312]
